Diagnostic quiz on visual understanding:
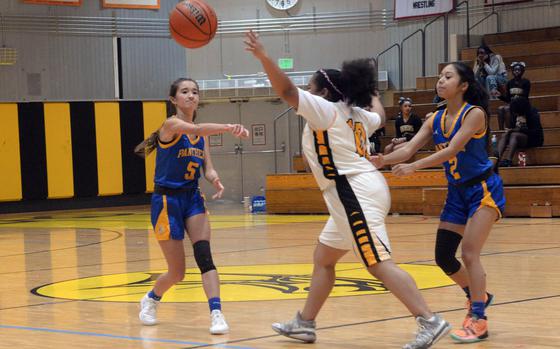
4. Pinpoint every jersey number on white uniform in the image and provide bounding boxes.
[346,119,368,157]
